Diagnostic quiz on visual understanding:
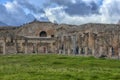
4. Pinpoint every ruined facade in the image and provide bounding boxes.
[0,20,120,58]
